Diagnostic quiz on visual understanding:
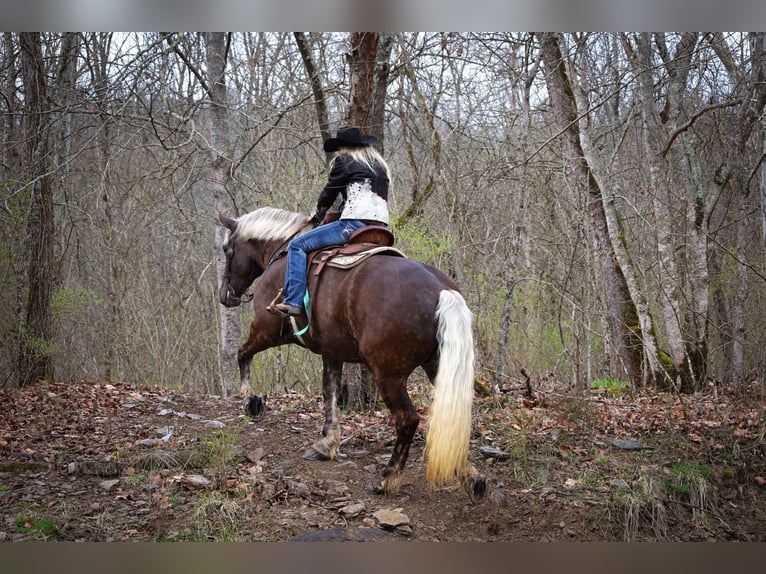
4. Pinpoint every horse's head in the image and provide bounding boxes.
[218,207,310,307]
[219,213,263,307]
